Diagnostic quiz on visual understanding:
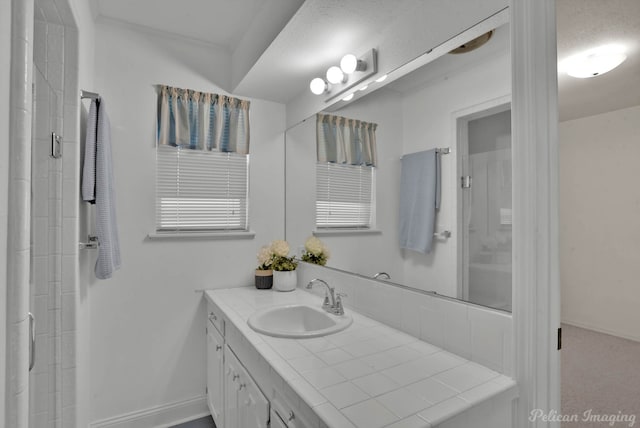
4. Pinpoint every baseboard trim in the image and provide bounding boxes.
[561,319,640,343]
[89,395,209,428]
